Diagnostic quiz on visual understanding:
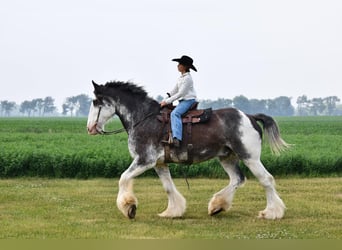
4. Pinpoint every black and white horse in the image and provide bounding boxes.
[87,80,289,220]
